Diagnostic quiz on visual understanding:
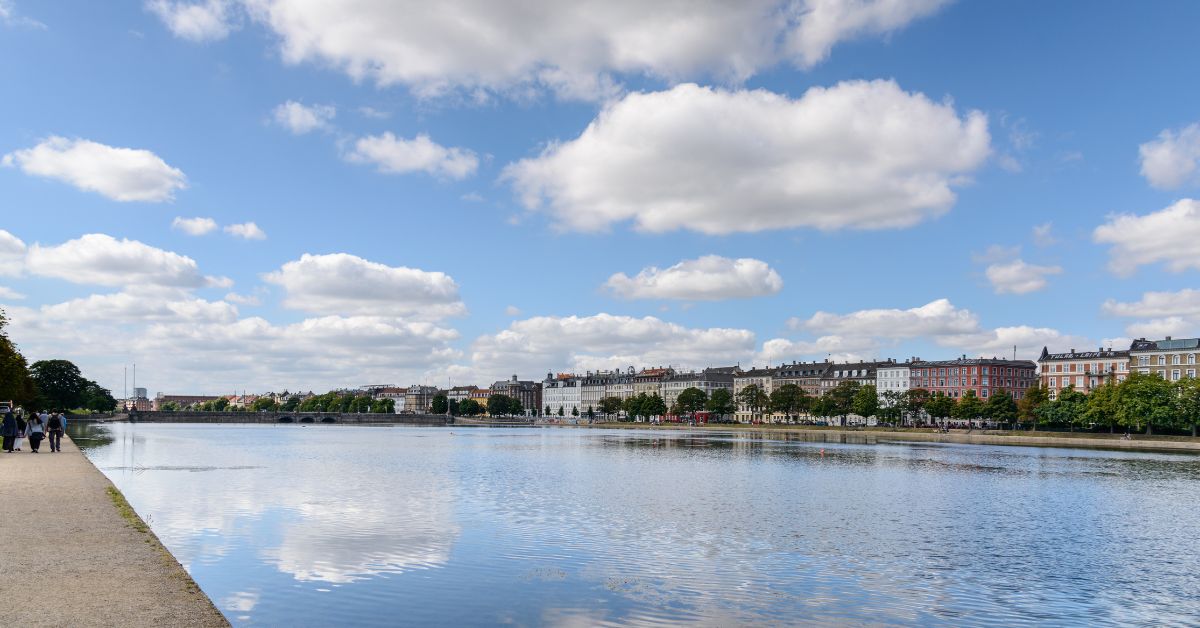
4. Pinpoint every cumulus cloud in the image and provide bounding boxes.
[1139,122,1200,189]
[3,136,187,202]
[24,233,211,288]
[796,298,980,338]
[344,132,478,179]
[757,335,879,365]
[505,80,989,234]
[1093,199,1200,275]
[272,100,335,134]
[172,216,218,236]
[224,292,261,306]
[605,256,782,301]
[263,253,465,320]
[462,313,756,382]
[0,0,46,29]
[224,222,266,240]
[504,305,521,317]
[0,286,25,300]
[230,0,945,100]
[0,229,27,276]
[1101,289,1200,340]
[985,259,1062,294]
[1032,222,1056,247]
[1125,317,1192,340]
[38,287,239,324]
[146,0,236,42]
[940,325,1093,359]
